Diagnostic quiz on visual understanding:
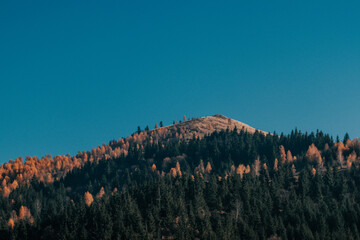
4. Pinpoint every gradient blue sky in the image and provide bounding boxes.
[1,1,359,163]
